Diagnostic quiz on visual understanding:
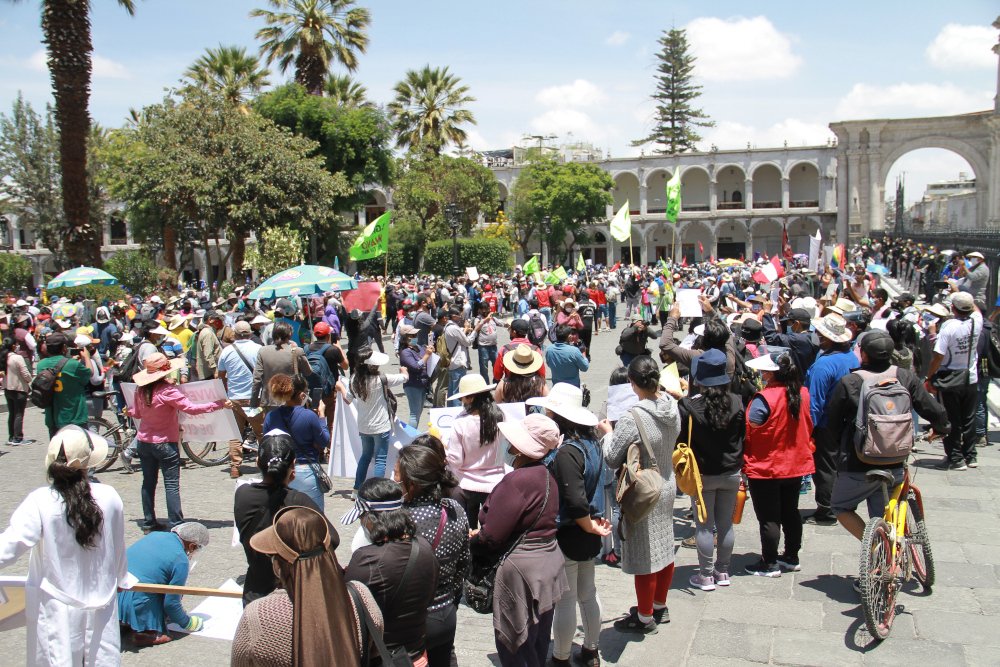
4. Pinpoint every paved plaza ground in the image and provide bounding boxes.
[0,318,998,665]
